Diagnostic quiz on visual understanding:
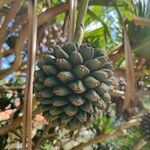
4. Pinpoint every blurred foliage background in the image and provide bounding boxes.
[0,0,150,149]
